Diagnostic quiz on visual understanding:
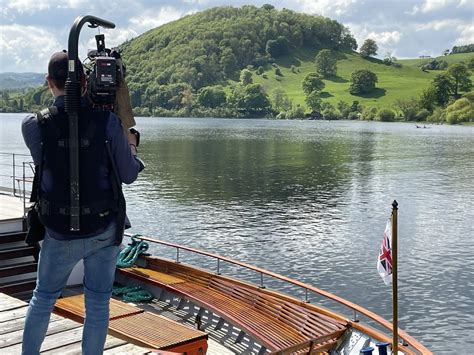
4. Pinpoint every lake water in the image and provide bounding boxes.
[1,113,473,353]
